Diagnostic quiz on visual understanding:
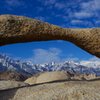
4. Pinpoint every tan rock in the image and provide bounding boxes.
[72,73,96,80]
[24,75,38,85]
[0,71,27,81]
[36,71,71,84]
[24,71,73,85]
[0,80,100,100]
[0,15,100,58]
[0,80,28,90]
